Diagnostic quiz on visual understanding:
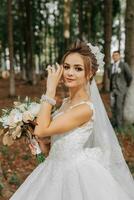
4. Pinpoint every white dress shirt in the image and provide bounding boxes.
[112,60,120,74]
